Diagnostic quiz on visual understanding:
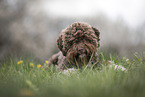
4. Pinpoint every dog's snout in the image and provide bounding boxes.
[78,48,87,55]
[78,48,83,51]
[79,54,86,58]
